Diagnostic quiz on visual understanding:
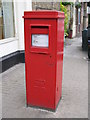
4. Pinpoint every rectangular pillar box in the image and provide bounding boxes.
[23,11,65,111]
